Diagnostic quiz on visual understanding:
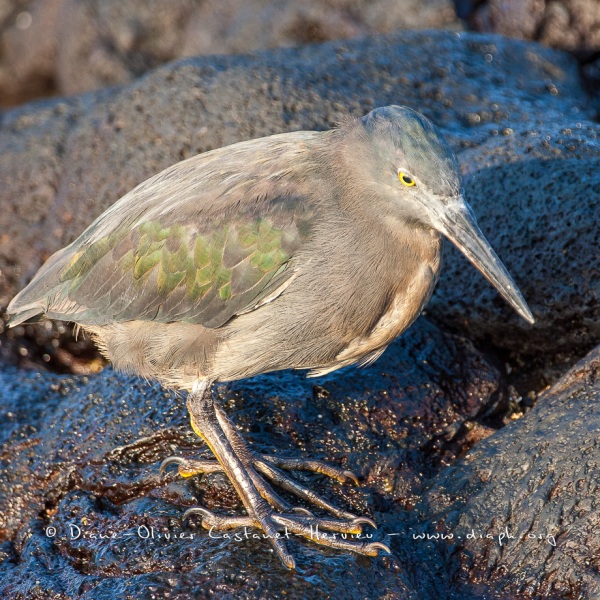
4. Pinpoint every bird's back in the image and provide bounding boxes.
[8,130,328,329]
